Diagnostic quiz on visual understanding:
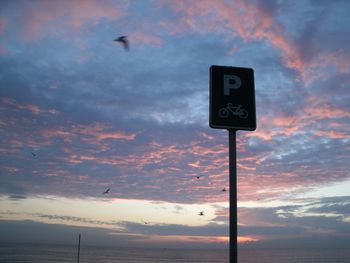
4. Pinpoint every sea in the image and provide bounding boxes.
[1,243,350,263]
